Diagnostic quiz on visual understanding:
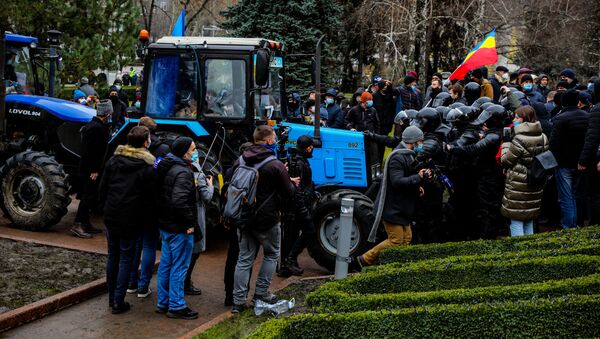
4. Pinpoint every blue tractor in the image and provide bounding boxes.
[111,35,379,270]
[0,31,96,230]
